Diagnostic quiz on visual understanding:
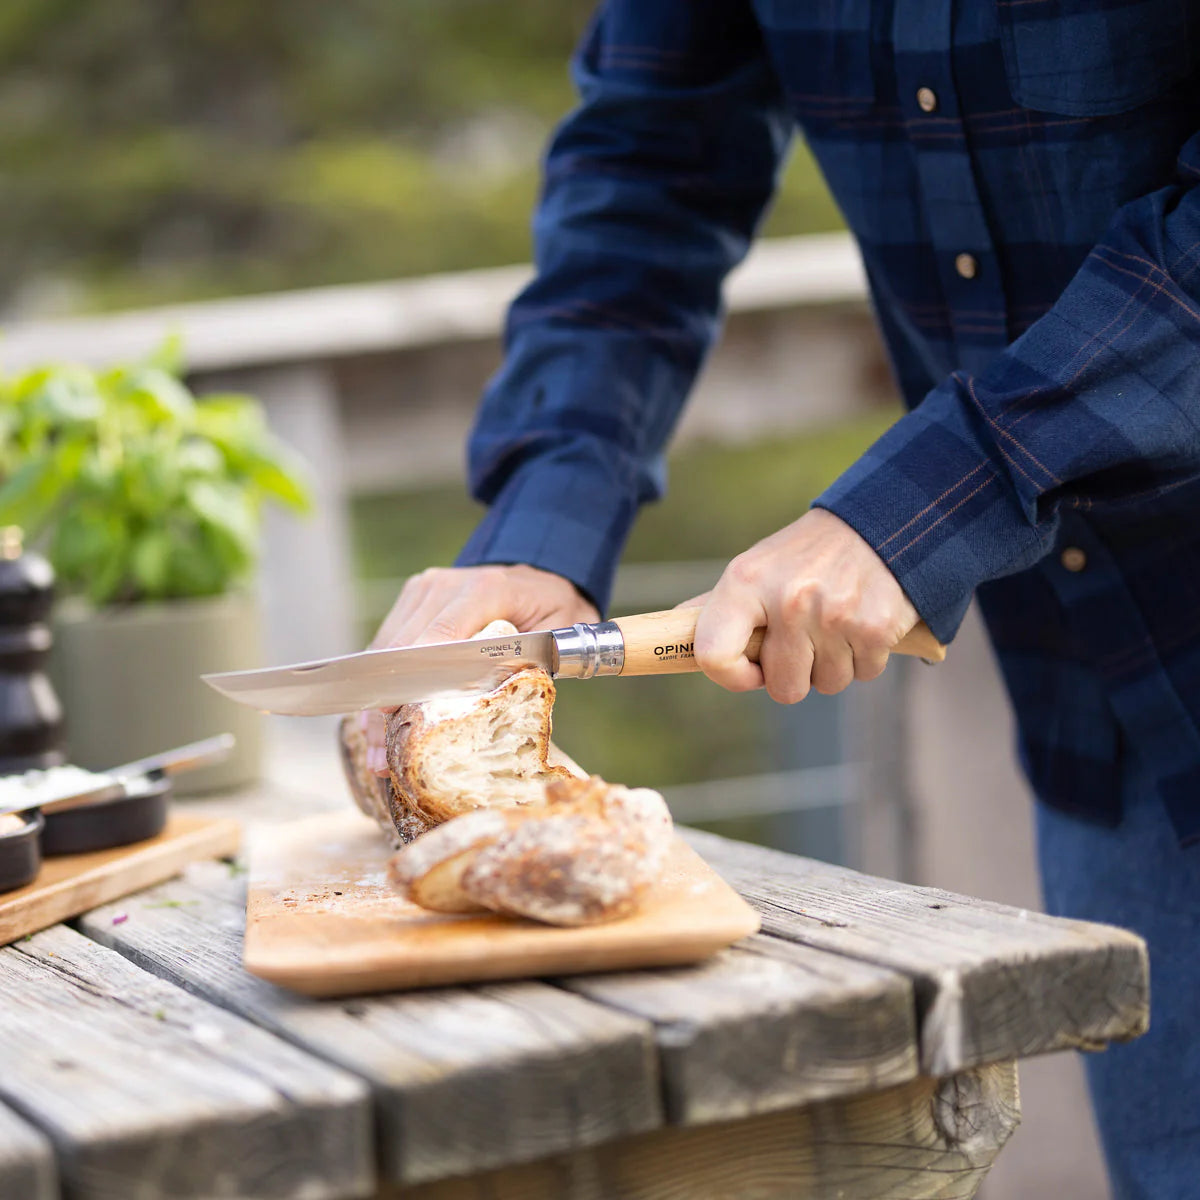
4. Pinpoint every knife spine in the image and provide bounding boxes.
[550,621,625,680]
